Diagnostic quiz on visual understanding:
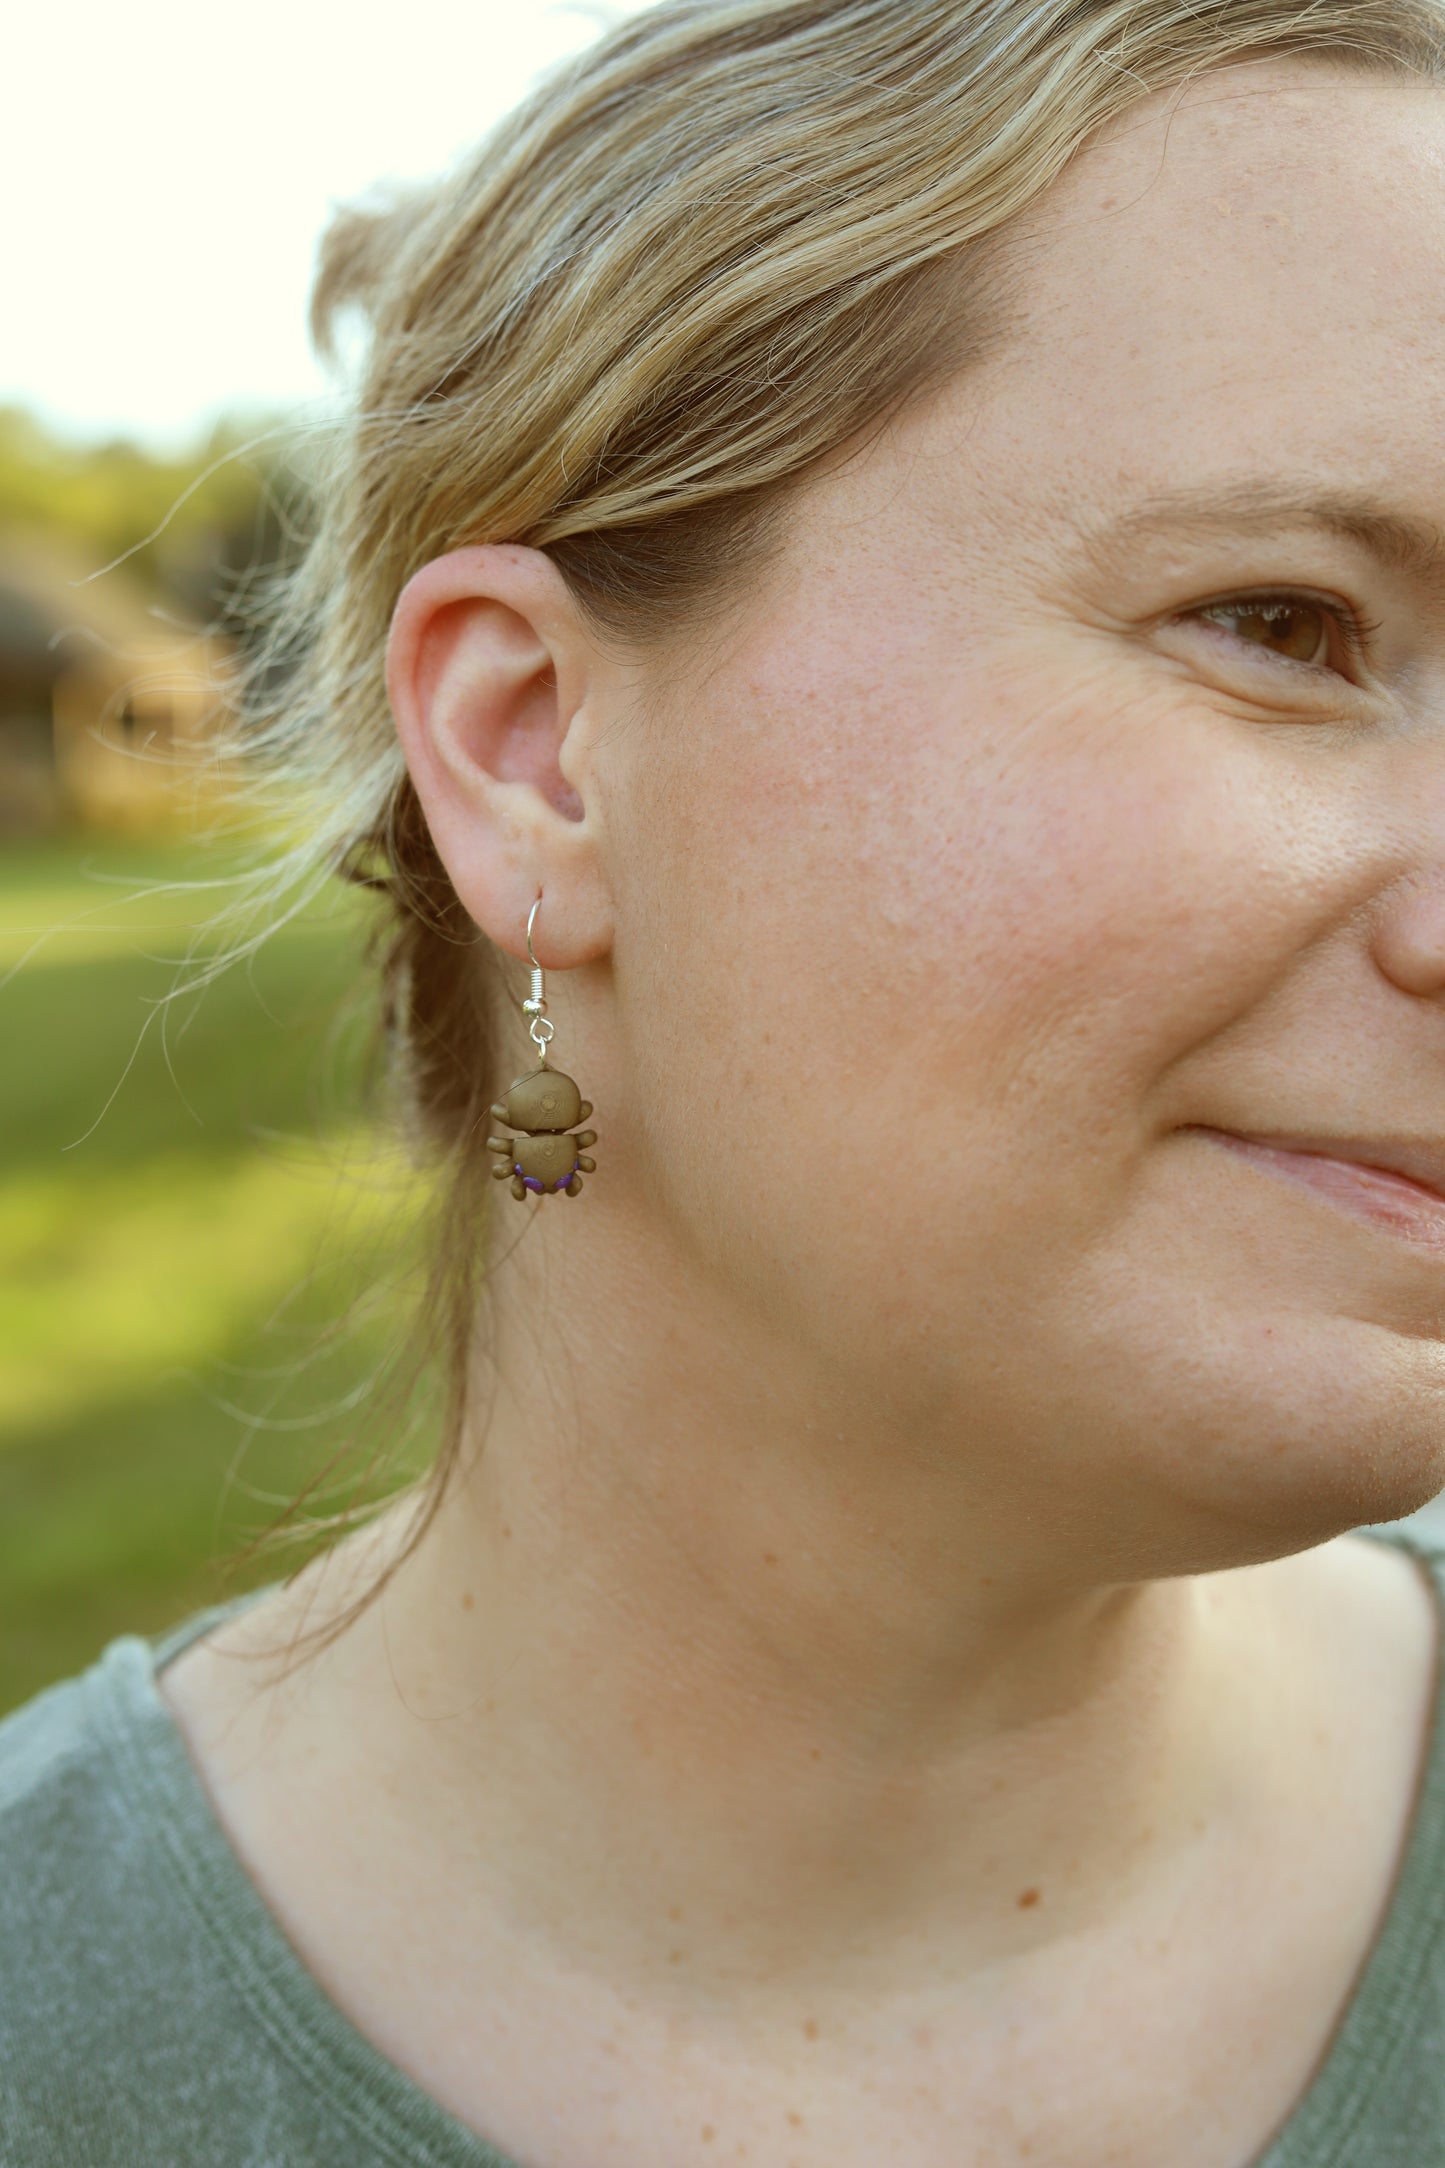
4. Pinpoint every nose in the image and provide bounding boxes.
[1371,868,1445,1001]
